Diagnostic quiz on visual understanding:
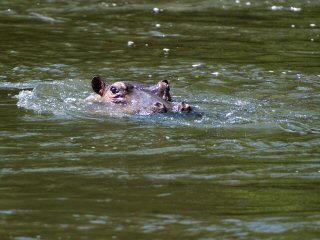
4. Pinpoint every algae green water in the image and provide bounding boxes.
[0,1,319,239]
